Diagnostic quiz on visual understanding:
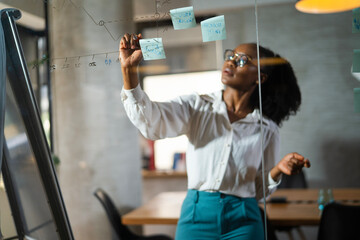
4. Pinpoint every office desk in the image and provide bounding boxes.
[122,189,360,226]
[265,188,360,226]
